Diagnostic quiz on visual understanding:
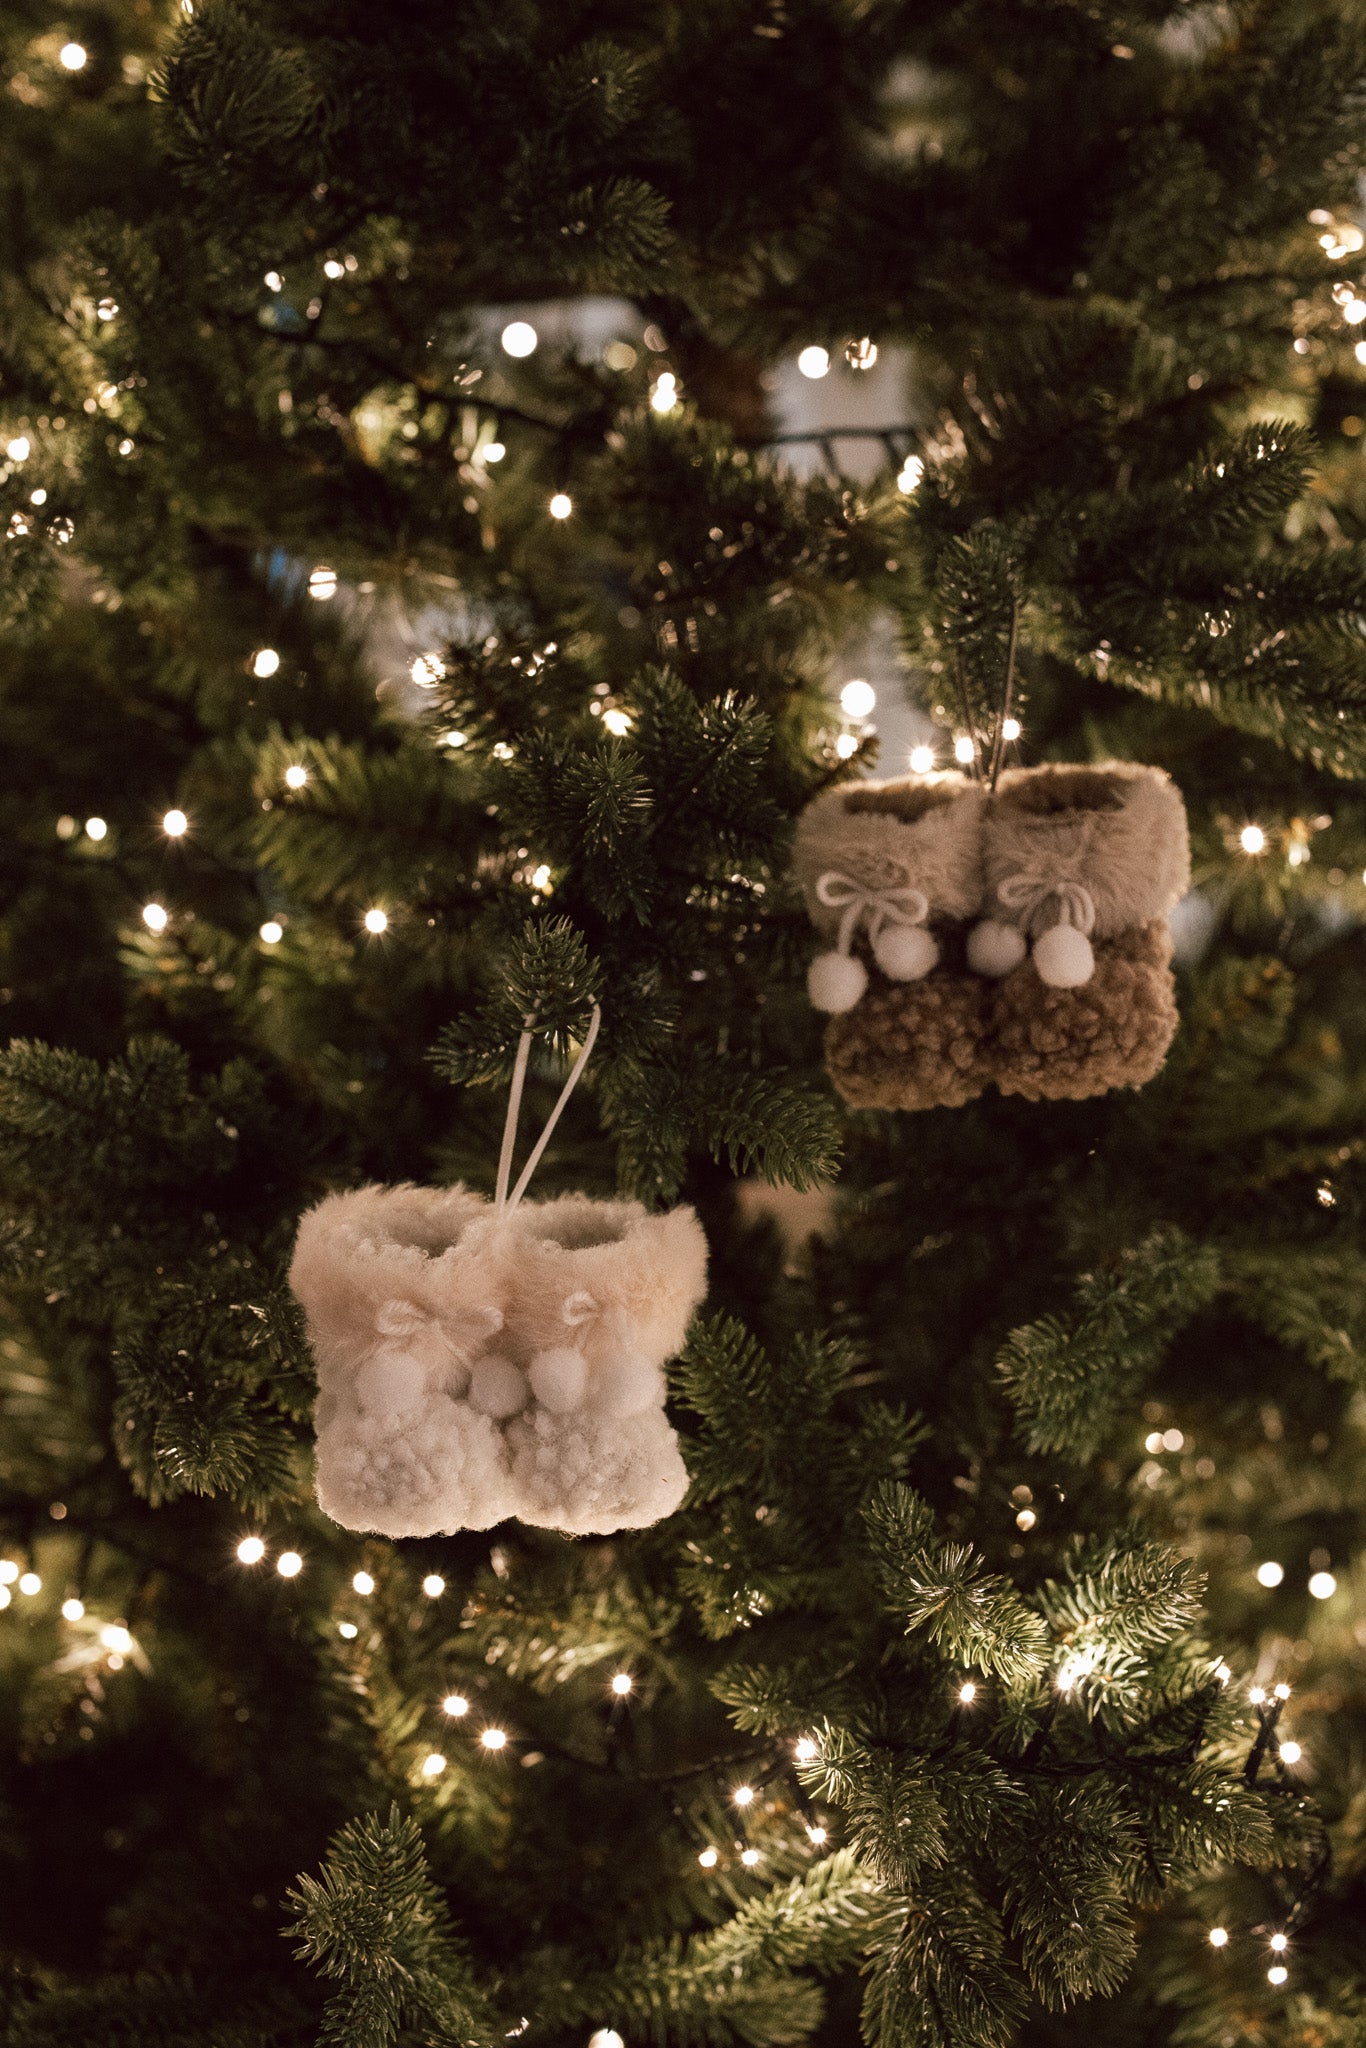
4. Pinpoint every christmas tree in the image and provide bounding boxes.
[5,2,1366,2043]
